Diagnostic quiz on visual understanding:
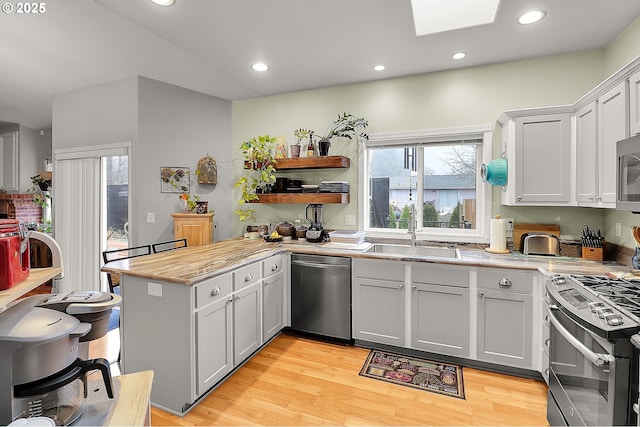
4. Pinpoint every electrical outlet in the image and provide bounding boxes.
[616,223,622,237]
[147,212,155,223]
[345,214,356,226]
[147,282,163,297]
